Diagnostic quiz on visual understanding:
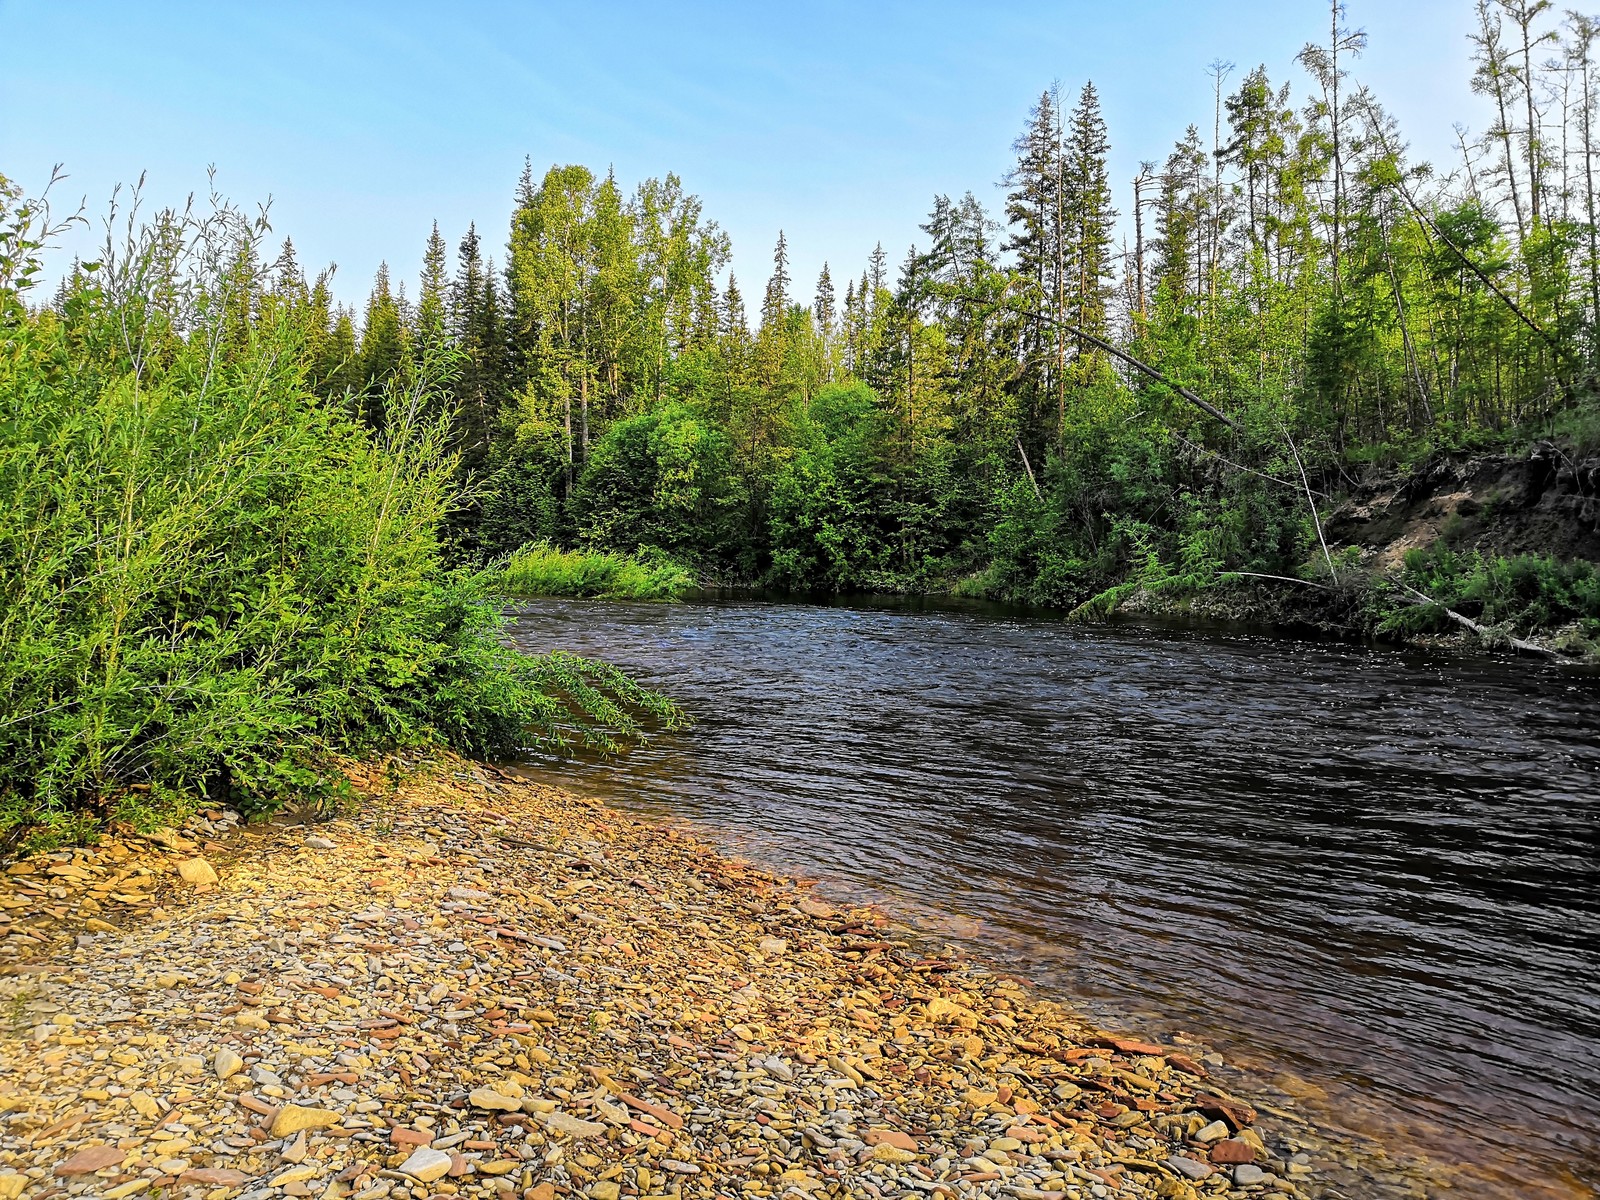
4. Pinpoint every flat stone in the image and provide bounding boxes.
[270,1165,321,1186]
[1233,1164,1267,1186]
[399,1148,454,1183]
[390,1127,434,1146]
[178,1168,251,1187]
[865,1128,917,1152]
[535,1110,608,1140]
[871,1143,917,1164]
[55,1145,127,1176]
[469,1087,521,1111]
[1194,1119,1230,1143]
[270,1104,342,1138]
[1167,1155,1213,1181]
